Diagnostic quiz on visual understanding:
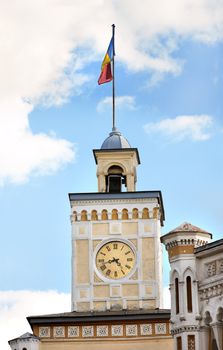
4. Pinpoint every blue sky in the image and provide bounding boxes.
[1,1,223,348]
